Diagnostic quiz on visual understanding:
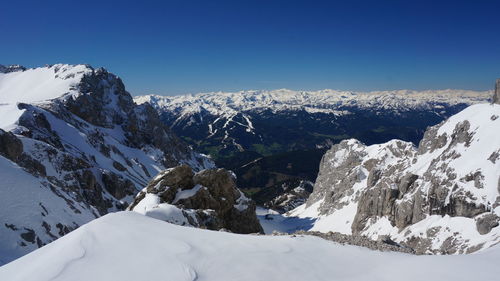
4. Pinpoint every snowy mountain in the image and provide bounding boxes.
[135,89,491,159]
[1,211,499,281]
[290,102,500,254]
[0,64,214,264]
